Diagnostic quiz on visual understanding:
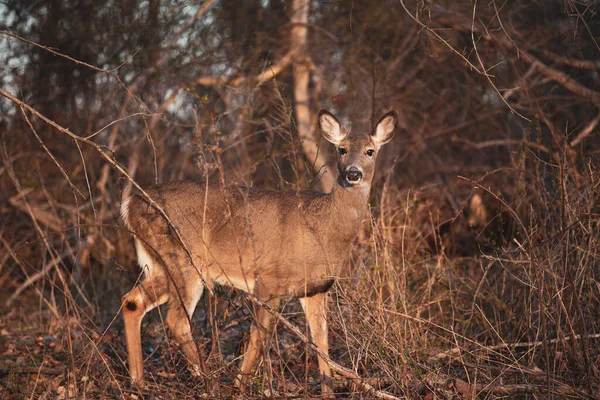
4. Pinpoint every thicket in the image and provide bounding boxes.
[1,0,599,398]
